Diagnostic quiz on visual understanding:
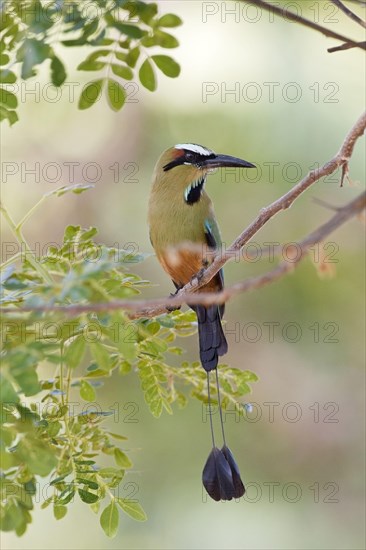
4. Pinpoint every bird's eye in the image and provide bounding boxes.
[184,151,195,162]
